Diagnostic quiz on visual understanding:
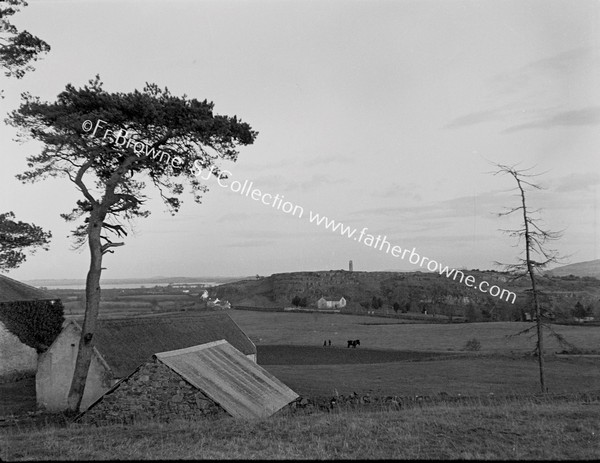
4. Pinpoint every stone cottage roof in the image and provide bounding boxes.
[78,340,297,422]
[154,340,298,419]
[89,312,256,378]
[0,274,54,303]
